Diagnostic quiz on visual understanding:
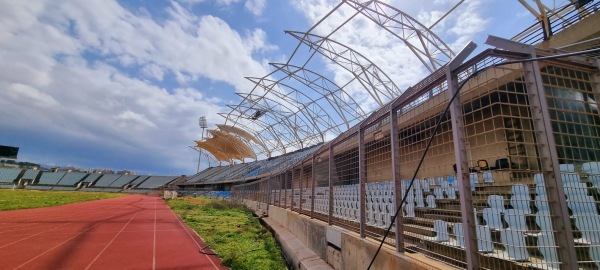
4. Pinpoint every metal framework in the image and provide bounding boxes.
[218,0,462,159]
